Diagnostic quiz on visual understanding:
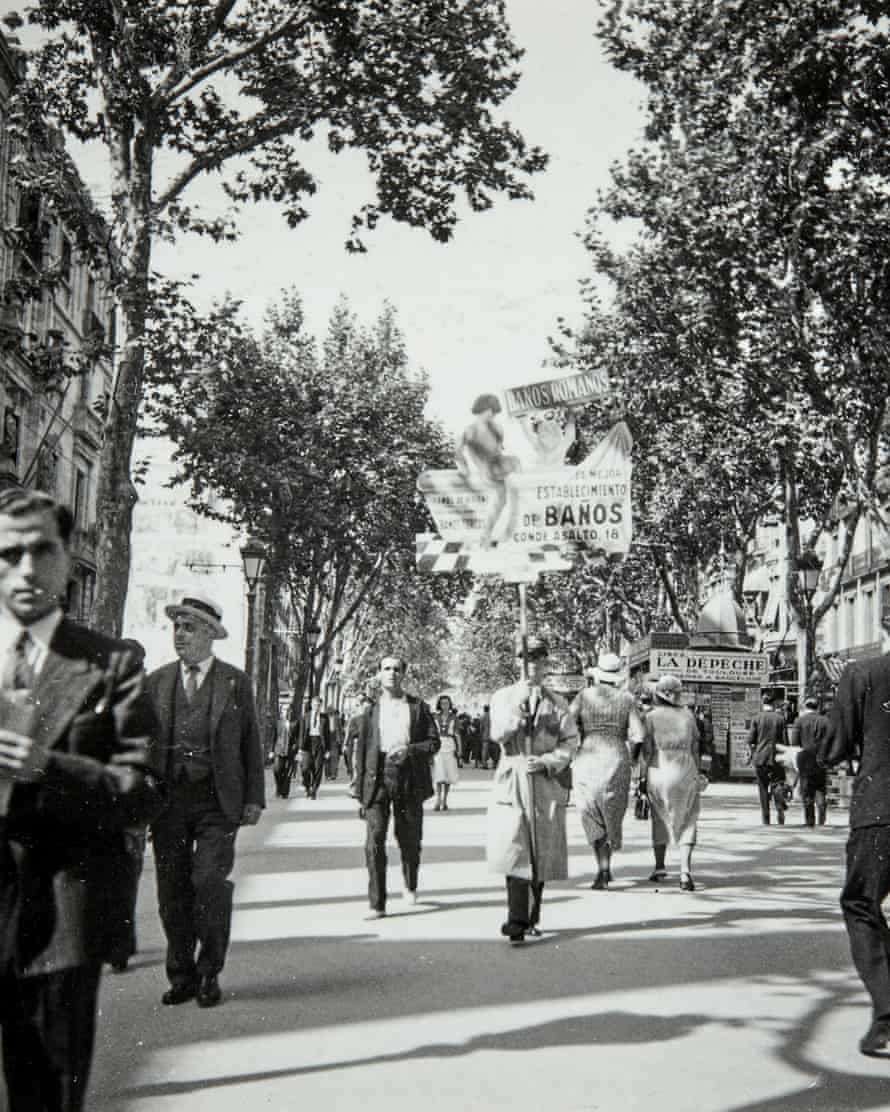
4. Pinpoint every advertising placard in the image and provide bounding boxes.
[503,369,610,418]
[649,649,769,685]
